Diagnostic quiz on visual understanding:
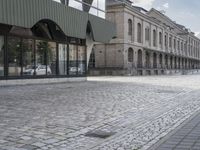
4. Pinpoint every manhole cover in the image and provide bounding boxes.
[85,130,116,139]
